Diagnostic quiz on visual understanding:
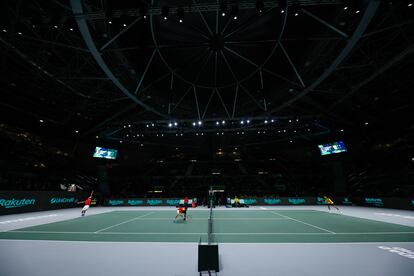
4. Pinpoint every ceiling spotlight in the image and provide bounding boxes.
[355,10,360,14]
[17,32,22,35]
[292,1,301,17]
[247,120,250,124]
[271,119,274,123]
[39,119,44,123]
[340,129,344,132]
[162,6,170,20]
[119,140,123,143]
[344,6,349,10]
[279,0,287,14]
[69,28,74,31]
[146,124,149,127]
[174,122,178,126]
[409,3,413,7]
[177,7,184,23]
[108,20,112,24]
[192,122,196,126]
[2,29,7,33]
[123,23,127,27]
[96,135,99,139]
[231,5,239,20]
[256,0,264,13]
[180,133,183,136]
[241,120,244,125]
[168,123,172,127]
[196,133,199,136]
[264,120,268,124]
[75,130,79,134]
[216,121,220,125]
[220,1,227,16]
[54,25,58,29]
[289,119,292,123]
[221,132,224,135]
[198,121,202,125]
[365,122,369,125]
[201,133,204,136]
[139,4,148,19]
[222,120,225,124]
